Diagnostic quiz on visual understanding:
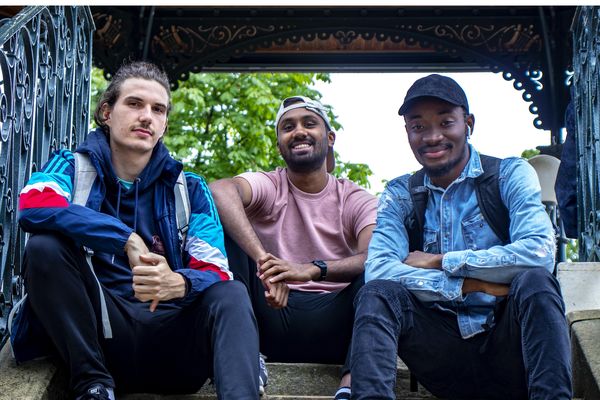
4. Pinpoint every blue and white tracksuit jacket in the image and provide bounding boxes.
[13,128,231,360]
